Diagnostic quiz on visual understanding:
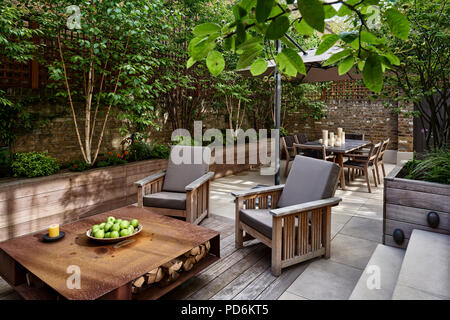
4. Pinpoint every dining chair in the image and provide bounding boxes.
[294,143,336,162]
[232,156,342,276]
[294,133,307,144]
[376,138,390,184]
[281,135,297,176]
[343,142,382,193]
[135,145,214,225]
